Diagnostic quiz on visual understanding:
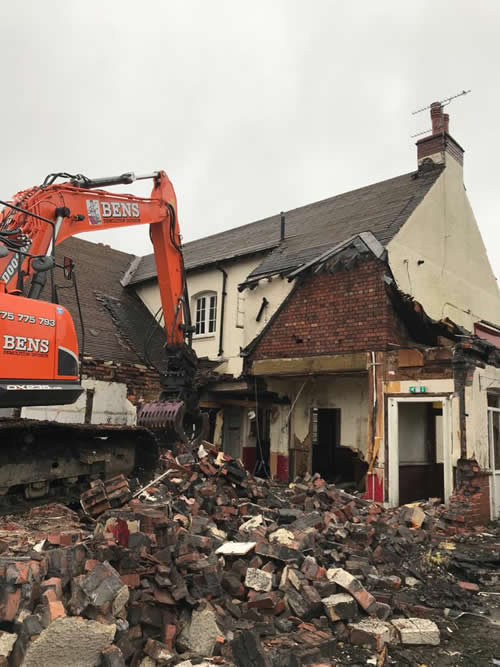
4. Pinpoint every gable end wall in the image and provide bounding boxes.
[250,259,408,361]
